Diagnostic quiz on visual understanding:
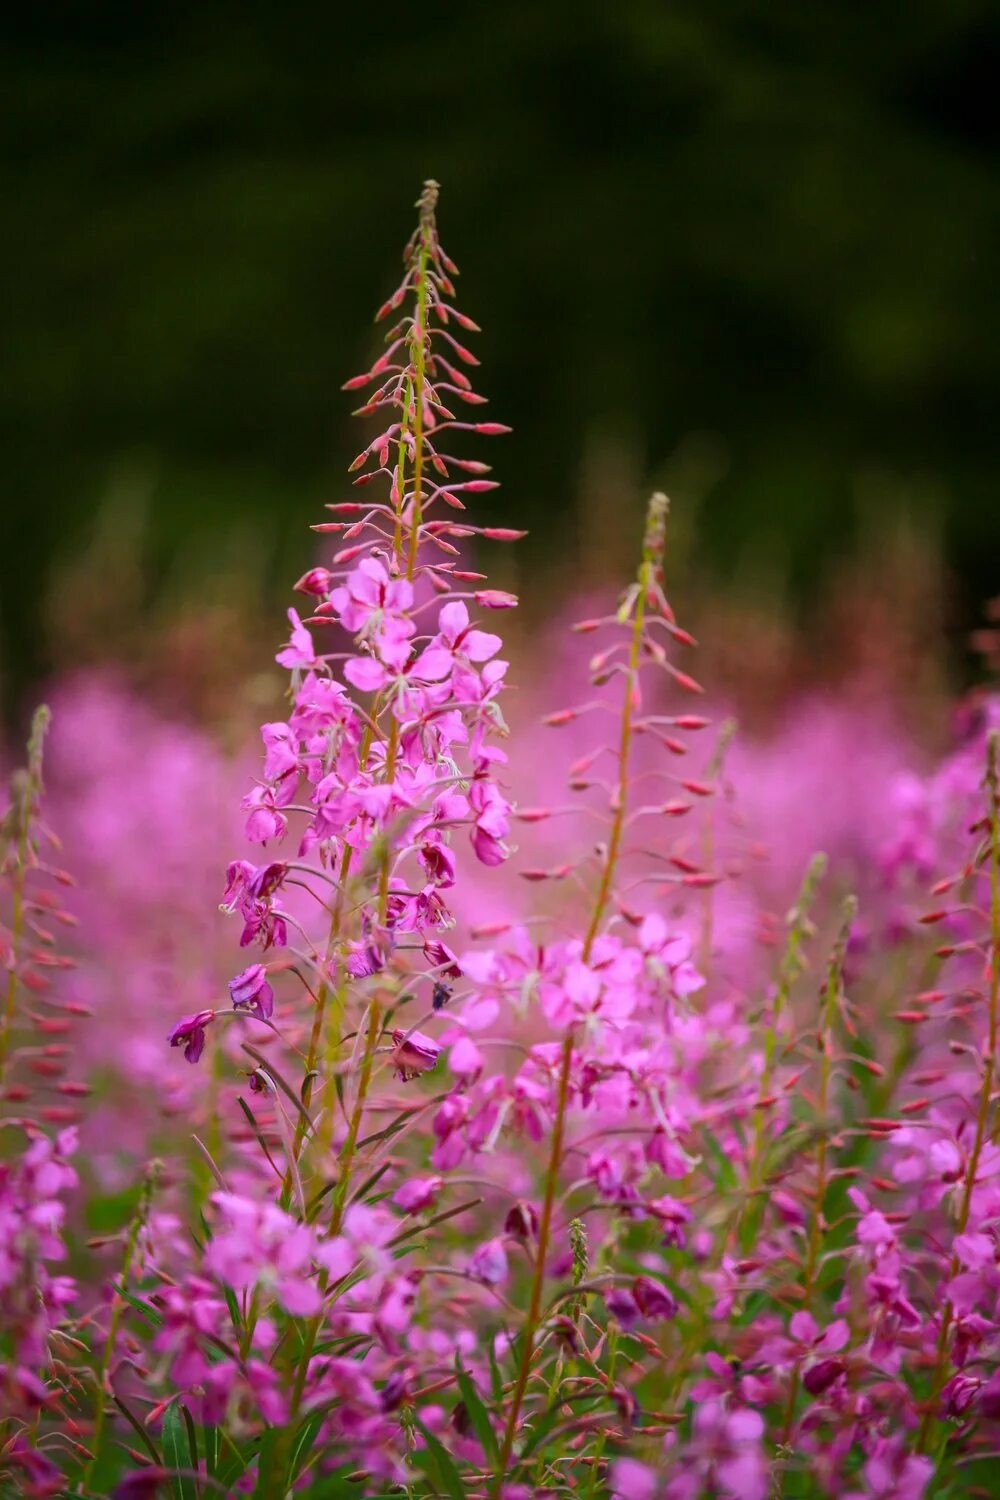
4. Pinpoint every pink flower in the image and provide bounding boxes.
[275,608,317,669]
[469,1238,508,1286]
[666,1400,767,1500]
[449,1036,483,1078]
[415,600,502,681]
[295,566,334,595]
[638,914,704,996]
[610,1457,658,1500]
[390,1029,441,1082]
[330,558,414,640]
[469,778,511,866]
[204,1193,321,1317]
[393,1177,443,1213]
